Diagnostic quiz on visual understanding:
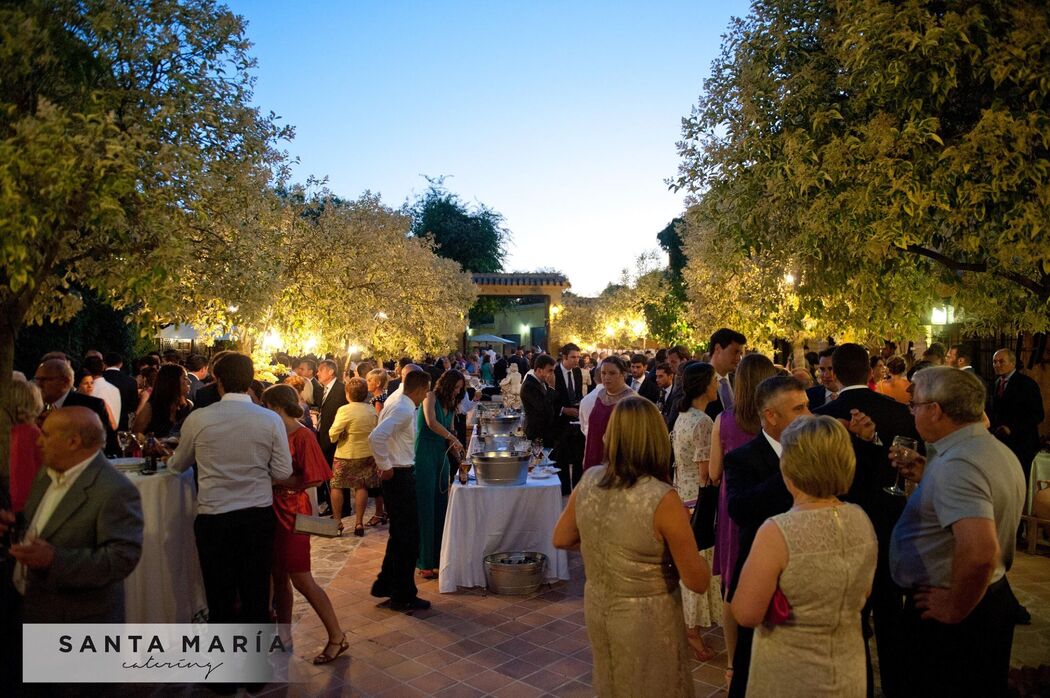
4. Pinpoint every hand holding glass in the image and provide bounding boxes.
[885,436,919,496]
